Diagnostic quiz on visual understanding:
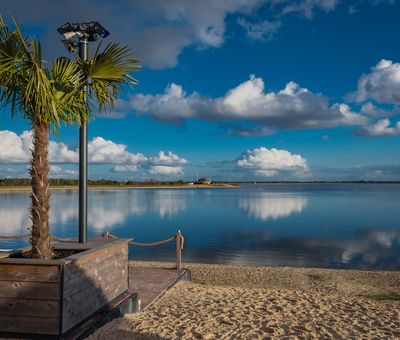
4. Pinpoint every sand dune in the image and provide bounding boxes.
[89,262,400,339]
